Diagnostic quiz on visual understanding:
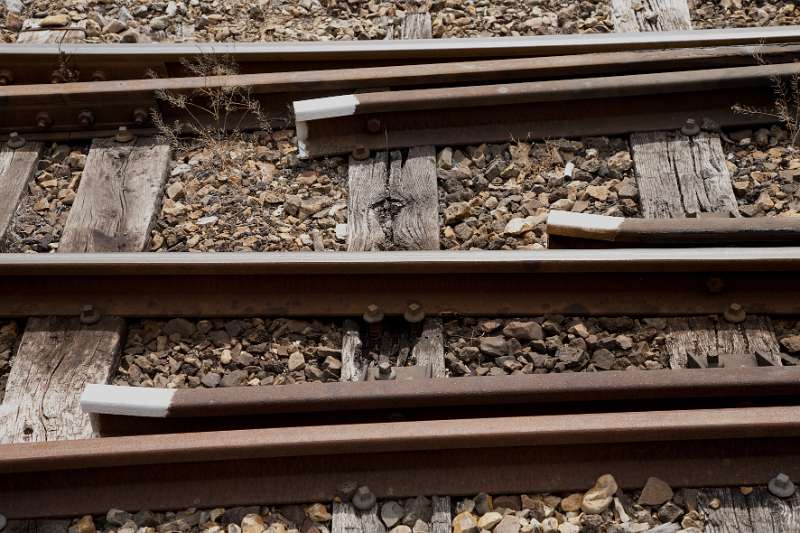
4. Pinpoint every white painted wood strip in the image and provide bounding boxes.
[414,318,446,378]
[547,211,623,240]
[341,319,367,382]
[0,141,43,245]
[80,384,174,417]
[59,137,170,252]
